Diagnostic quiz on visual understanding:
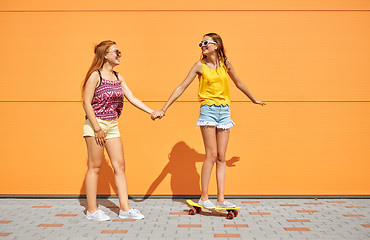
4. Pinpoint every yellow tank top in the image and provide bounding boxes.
[198,60,231,106]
